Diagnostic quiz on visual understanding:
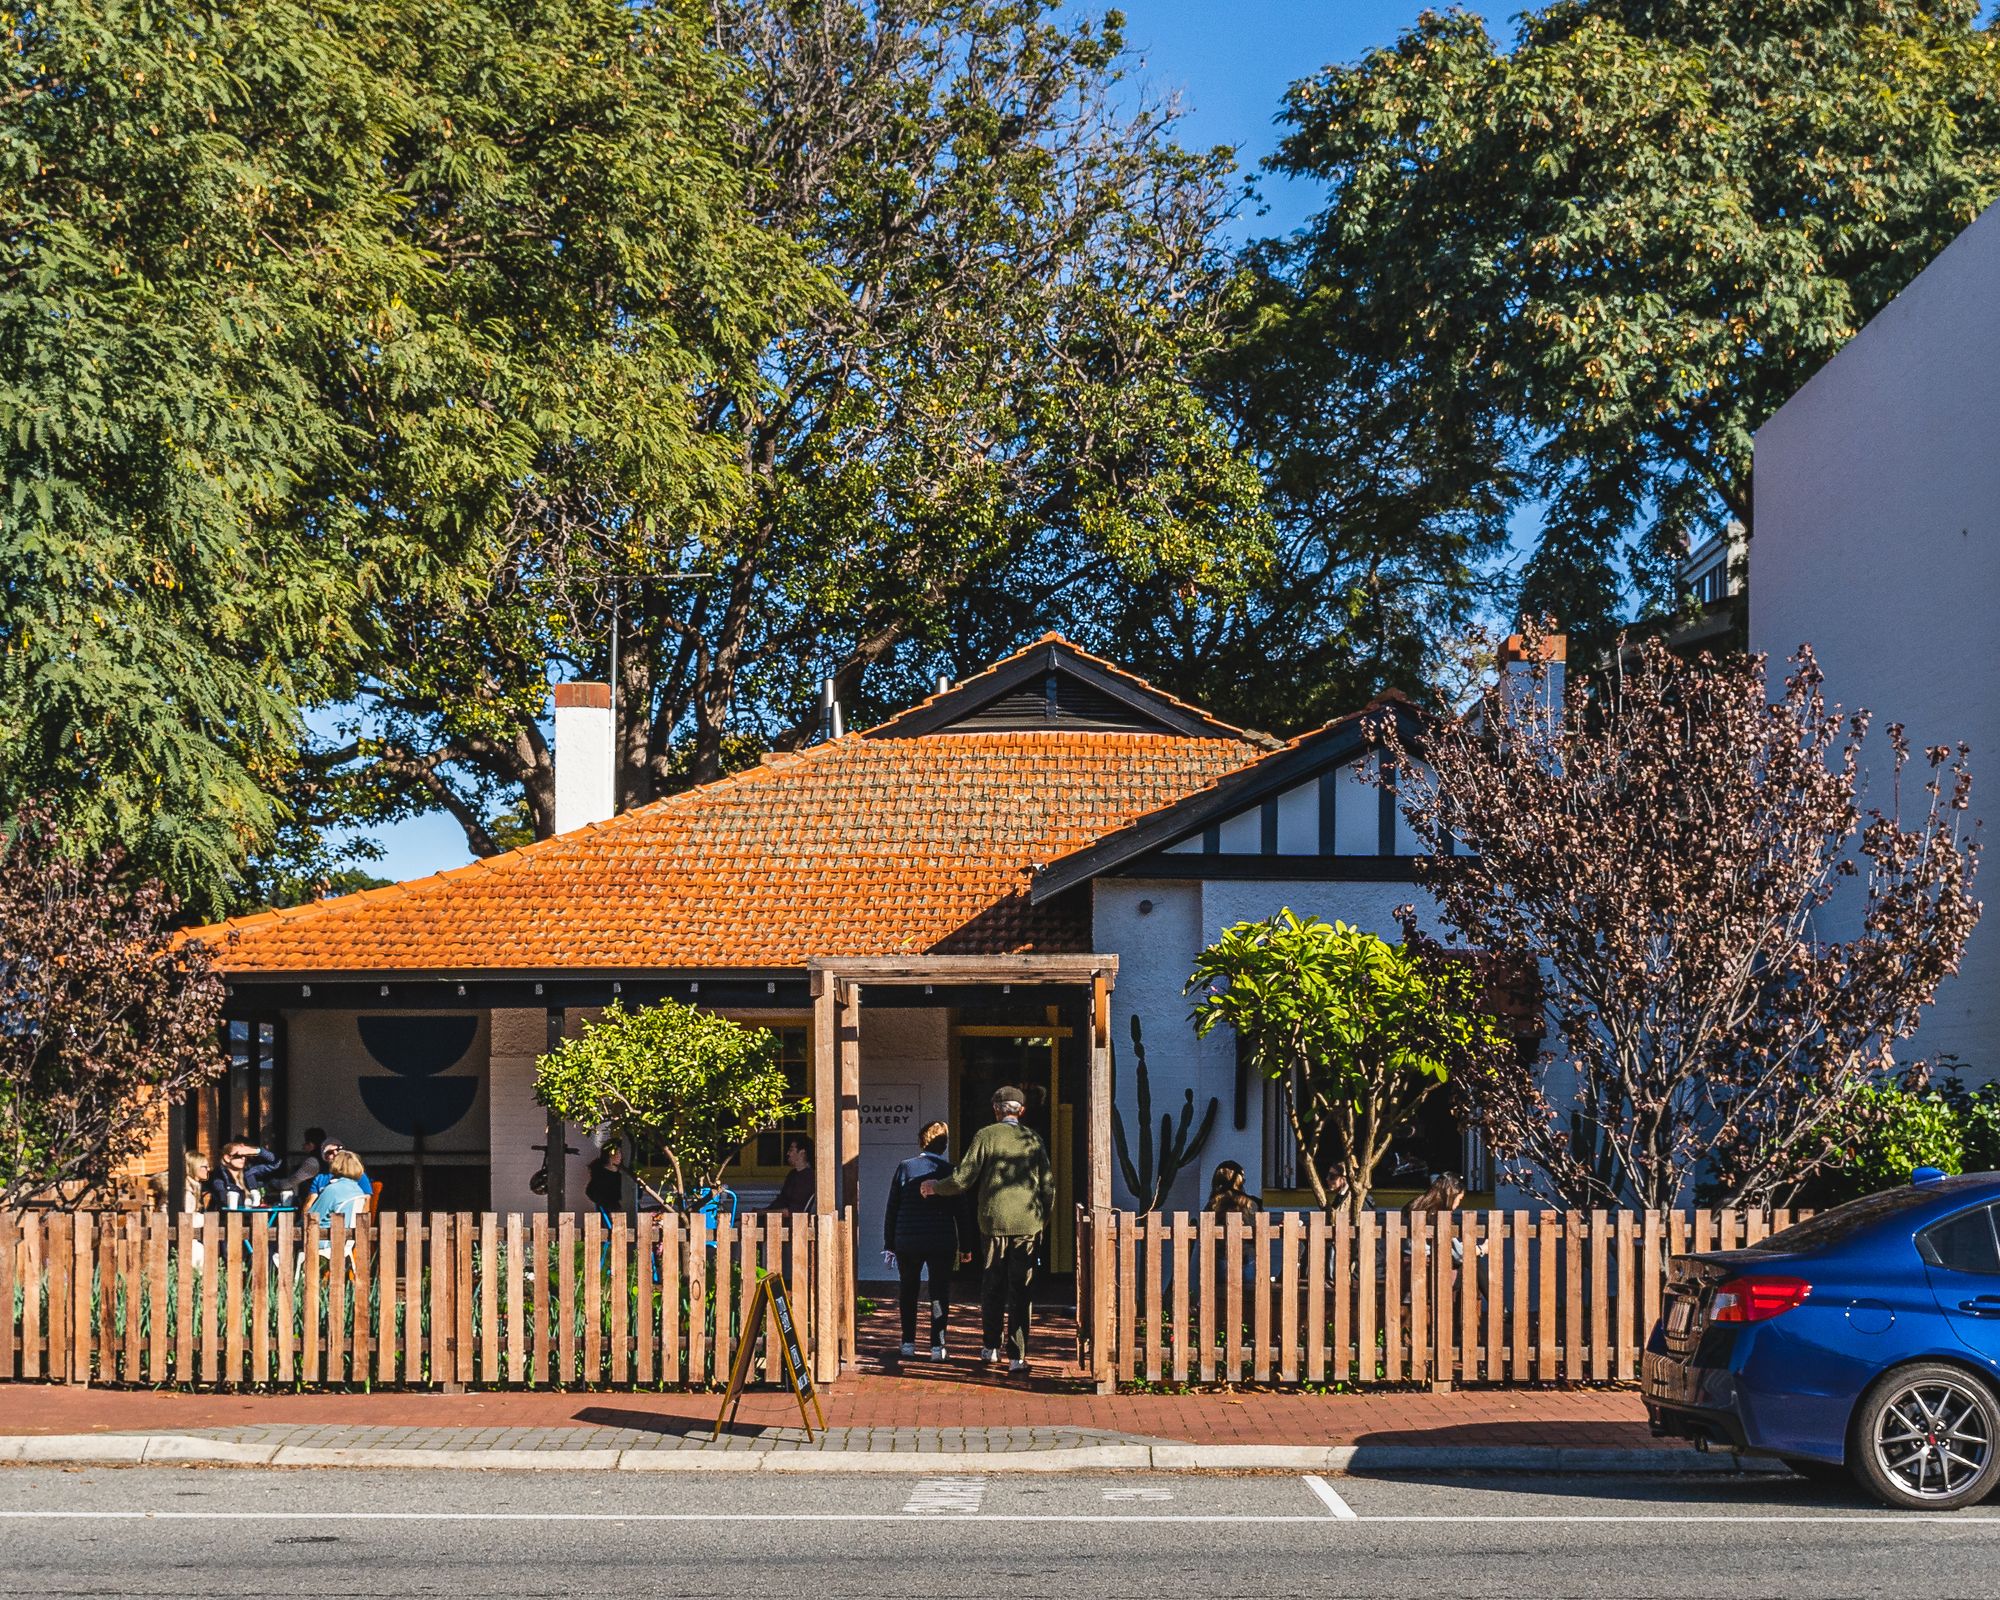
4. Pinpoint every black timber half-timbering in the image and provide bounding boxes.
[1029,695,1426,902]
[946,672,1167,733]
[865,637,1252,741]
[1103,852,1424,883]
